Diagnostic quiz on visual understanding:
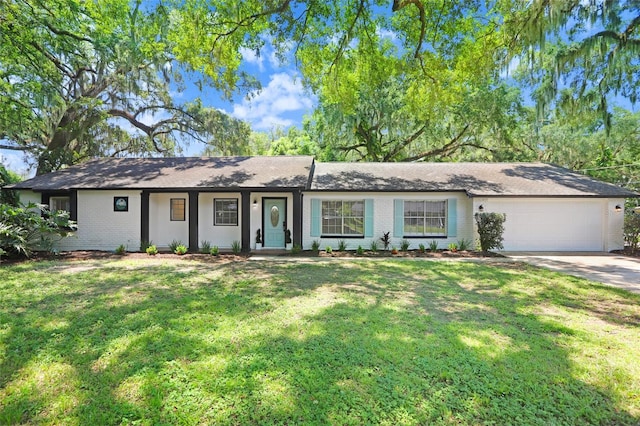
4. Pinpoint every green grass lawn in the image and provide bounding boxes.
[1,257,639,425]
